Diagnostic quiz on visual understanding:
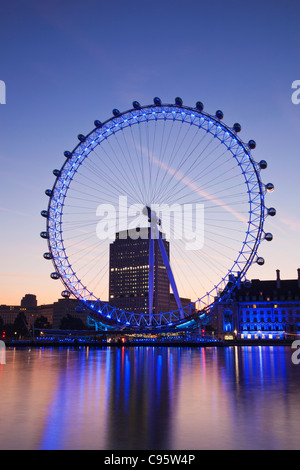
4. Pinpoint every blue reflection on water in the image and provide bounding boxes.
[34,346,300,450]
